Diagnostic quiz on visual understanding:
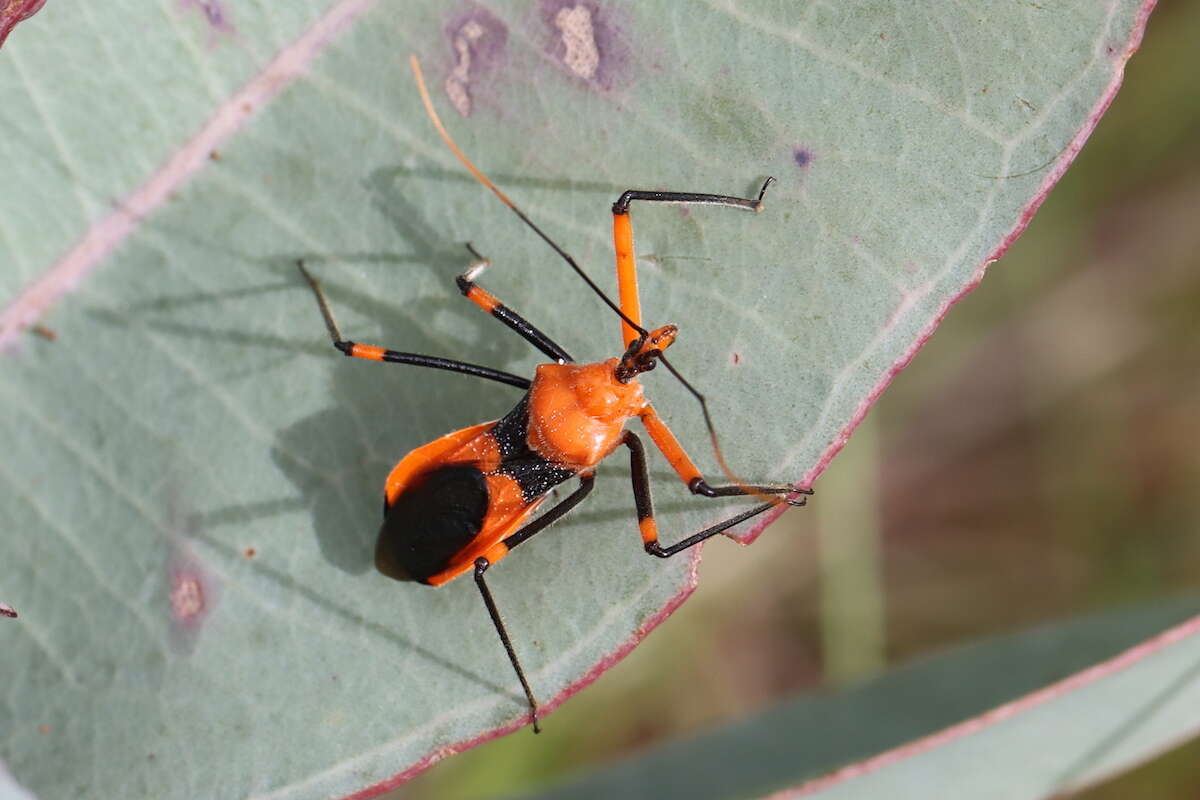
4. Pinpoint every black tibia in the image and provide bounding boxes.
[689,478,812,506]
[456,244,574,364]
[475,557,542,734]
[297,261,530,389]
[623,431,799,558]
[473,474,596,735]
[503,474,595,550]
[612,178,775,215]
